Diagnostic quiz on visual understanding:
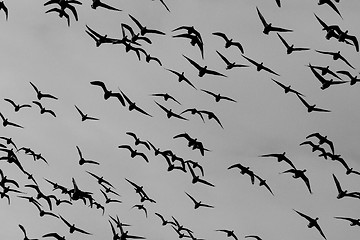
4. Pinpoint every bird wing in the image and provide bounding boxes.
[159,0,170,12]
[256,7,267,27]
[242,55,259,67]
[216,50,231,65]
[98,1,122,11]
[262,65,280,76]
[29,82,39,94]
[90,80,108,92]
[4,98,16,107]
[212,32,228,41]
[277,33,290,48]
[128,14,143,31]
[183,55,201,70]
[332,174,343,193]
